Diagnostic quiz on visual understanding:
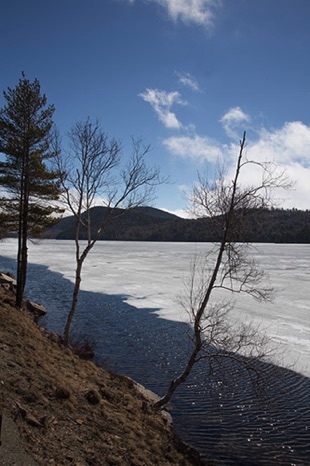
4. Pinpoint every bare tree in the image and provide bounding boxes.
[154,131,291,409]
[55,118,162,345]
